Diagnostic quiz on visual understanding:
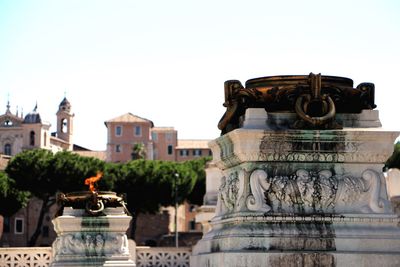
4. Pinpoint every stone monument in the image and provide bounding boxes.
[195,162,223,234]
[191,73,400,266]
[50,173,136,267]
